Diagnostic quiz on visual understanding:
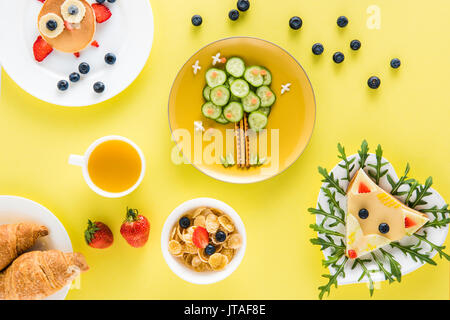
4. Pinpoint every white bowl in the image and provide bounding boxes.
[161,198,246,285]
